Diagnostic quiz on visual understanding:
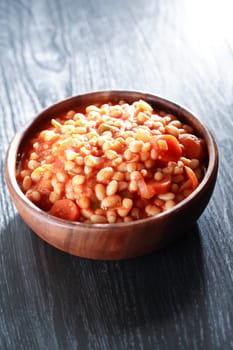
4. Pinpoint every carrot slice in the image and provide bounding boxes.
[184,166,199,189]
[137,176,171,199]
[49,199,80,221]
[151,134,182,162]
